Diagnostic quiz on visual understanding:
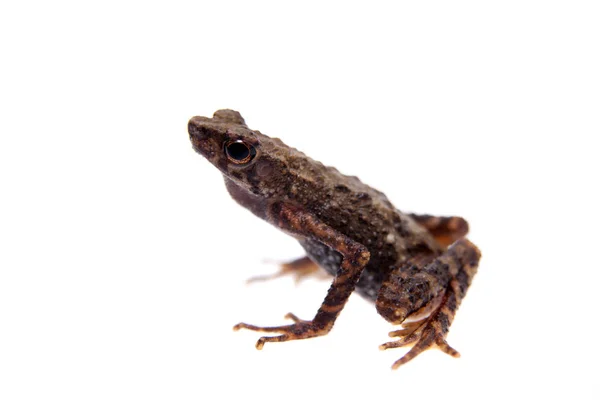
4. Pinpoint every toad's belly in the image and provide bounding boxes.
[299,239,387,302]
